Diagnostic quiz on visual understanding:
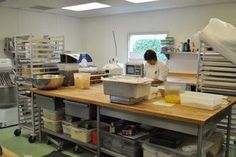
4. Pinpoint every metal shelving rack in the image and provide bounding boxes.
[196,42,236,143]
[14,34,64,143]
